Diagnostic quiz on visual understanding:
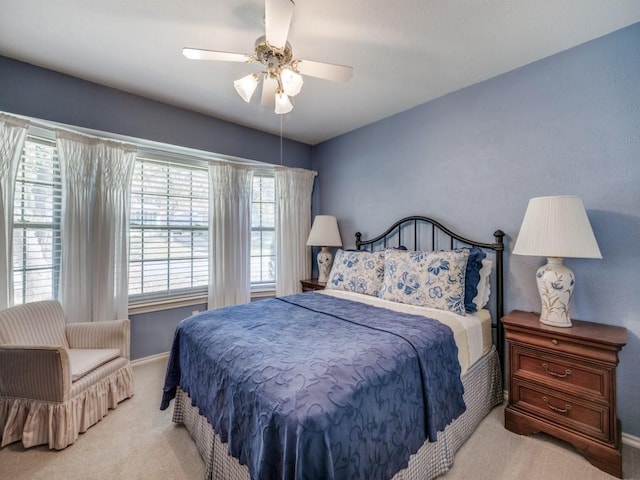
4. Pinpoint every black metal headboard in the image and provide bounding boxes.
[355,215,505,367]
